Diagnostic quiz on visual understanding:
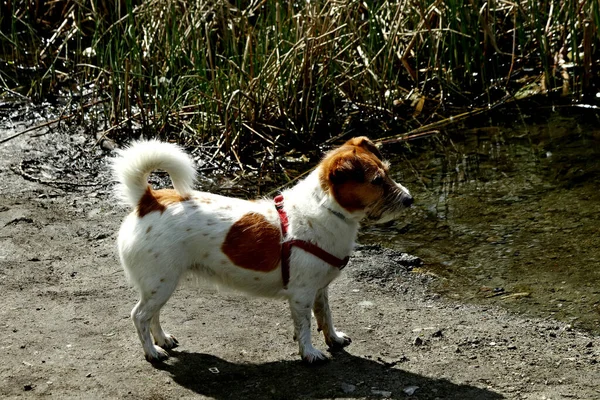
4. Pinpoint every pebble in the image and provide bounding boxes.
[100,138,117,151]
[413,337,424,346]
[403,386,419,396]
[371,388,392,397]
[341,382,356,393]
[23,384,33,391]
